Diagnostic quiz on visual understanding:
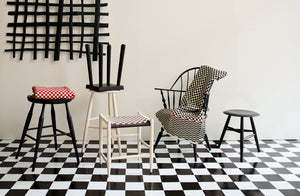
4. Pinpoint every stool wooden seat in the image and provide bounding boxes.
[218,109,260,162]
[99,113,154,177]
[16,95,80,171]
